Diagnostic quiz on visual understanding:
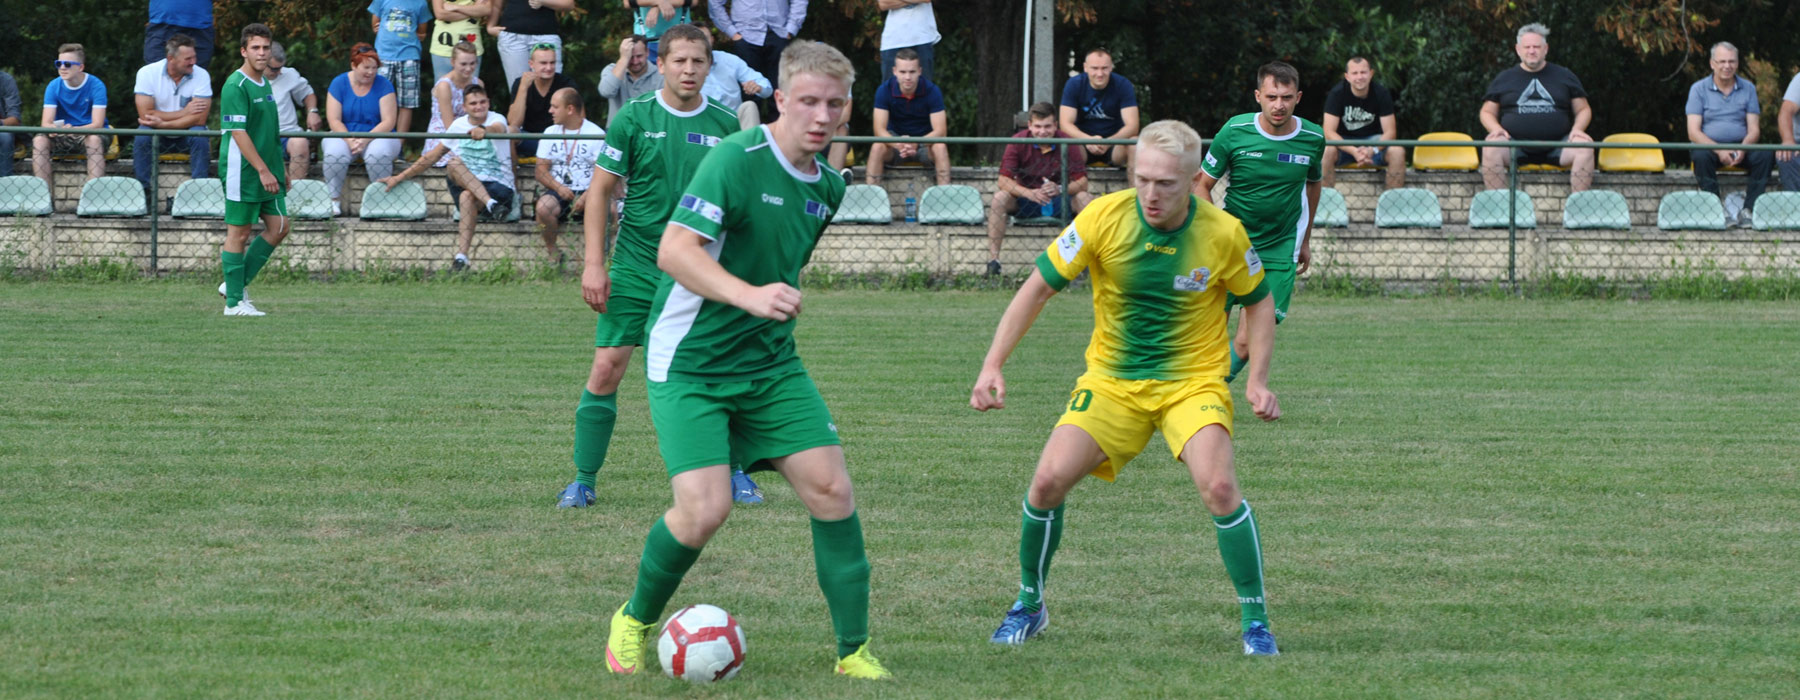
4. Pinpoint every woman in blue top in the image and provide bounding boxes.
[323,43,403,213]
